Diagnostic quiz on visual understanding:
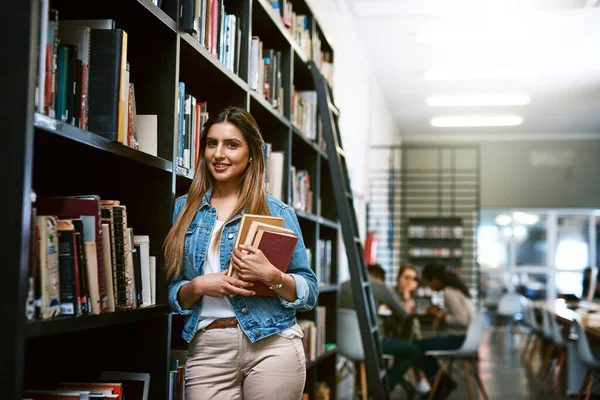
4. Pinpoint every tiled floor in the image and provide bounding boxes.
[446,327,569,400]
